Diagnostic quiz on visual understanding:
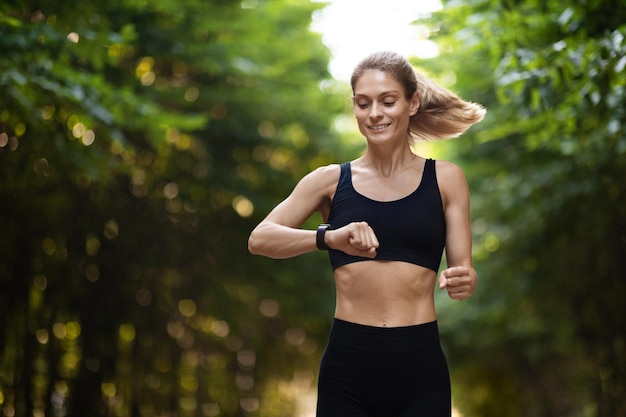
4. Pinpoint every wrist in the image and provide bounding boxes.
[316,224,331,250]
